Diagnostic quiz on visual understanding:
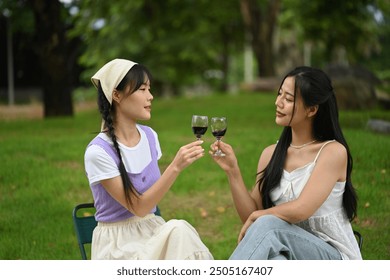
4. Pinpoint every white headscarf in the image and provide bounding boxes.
[91,58,137,104]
